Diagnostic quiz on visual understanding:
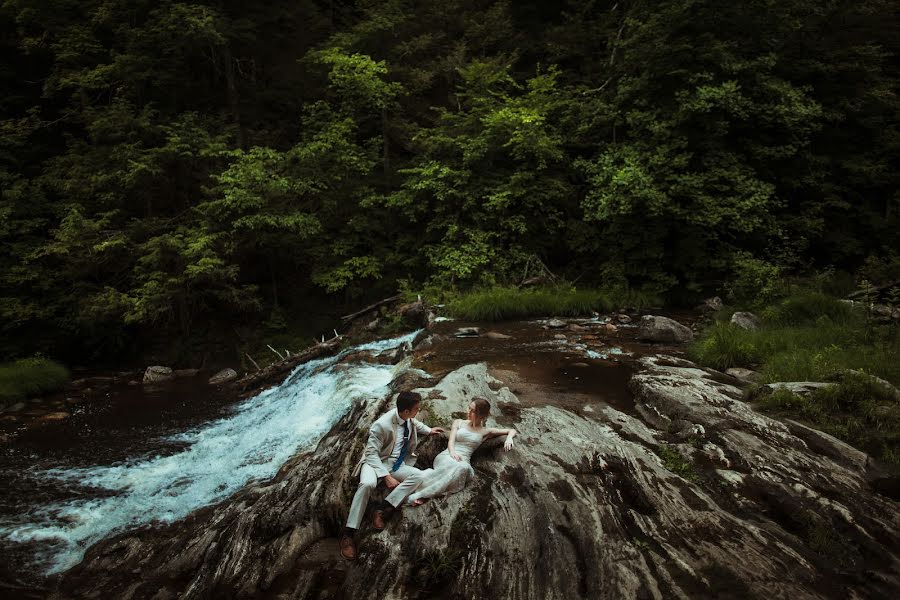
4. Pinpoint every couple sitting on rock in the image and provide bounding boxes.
[340,390,517,560]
